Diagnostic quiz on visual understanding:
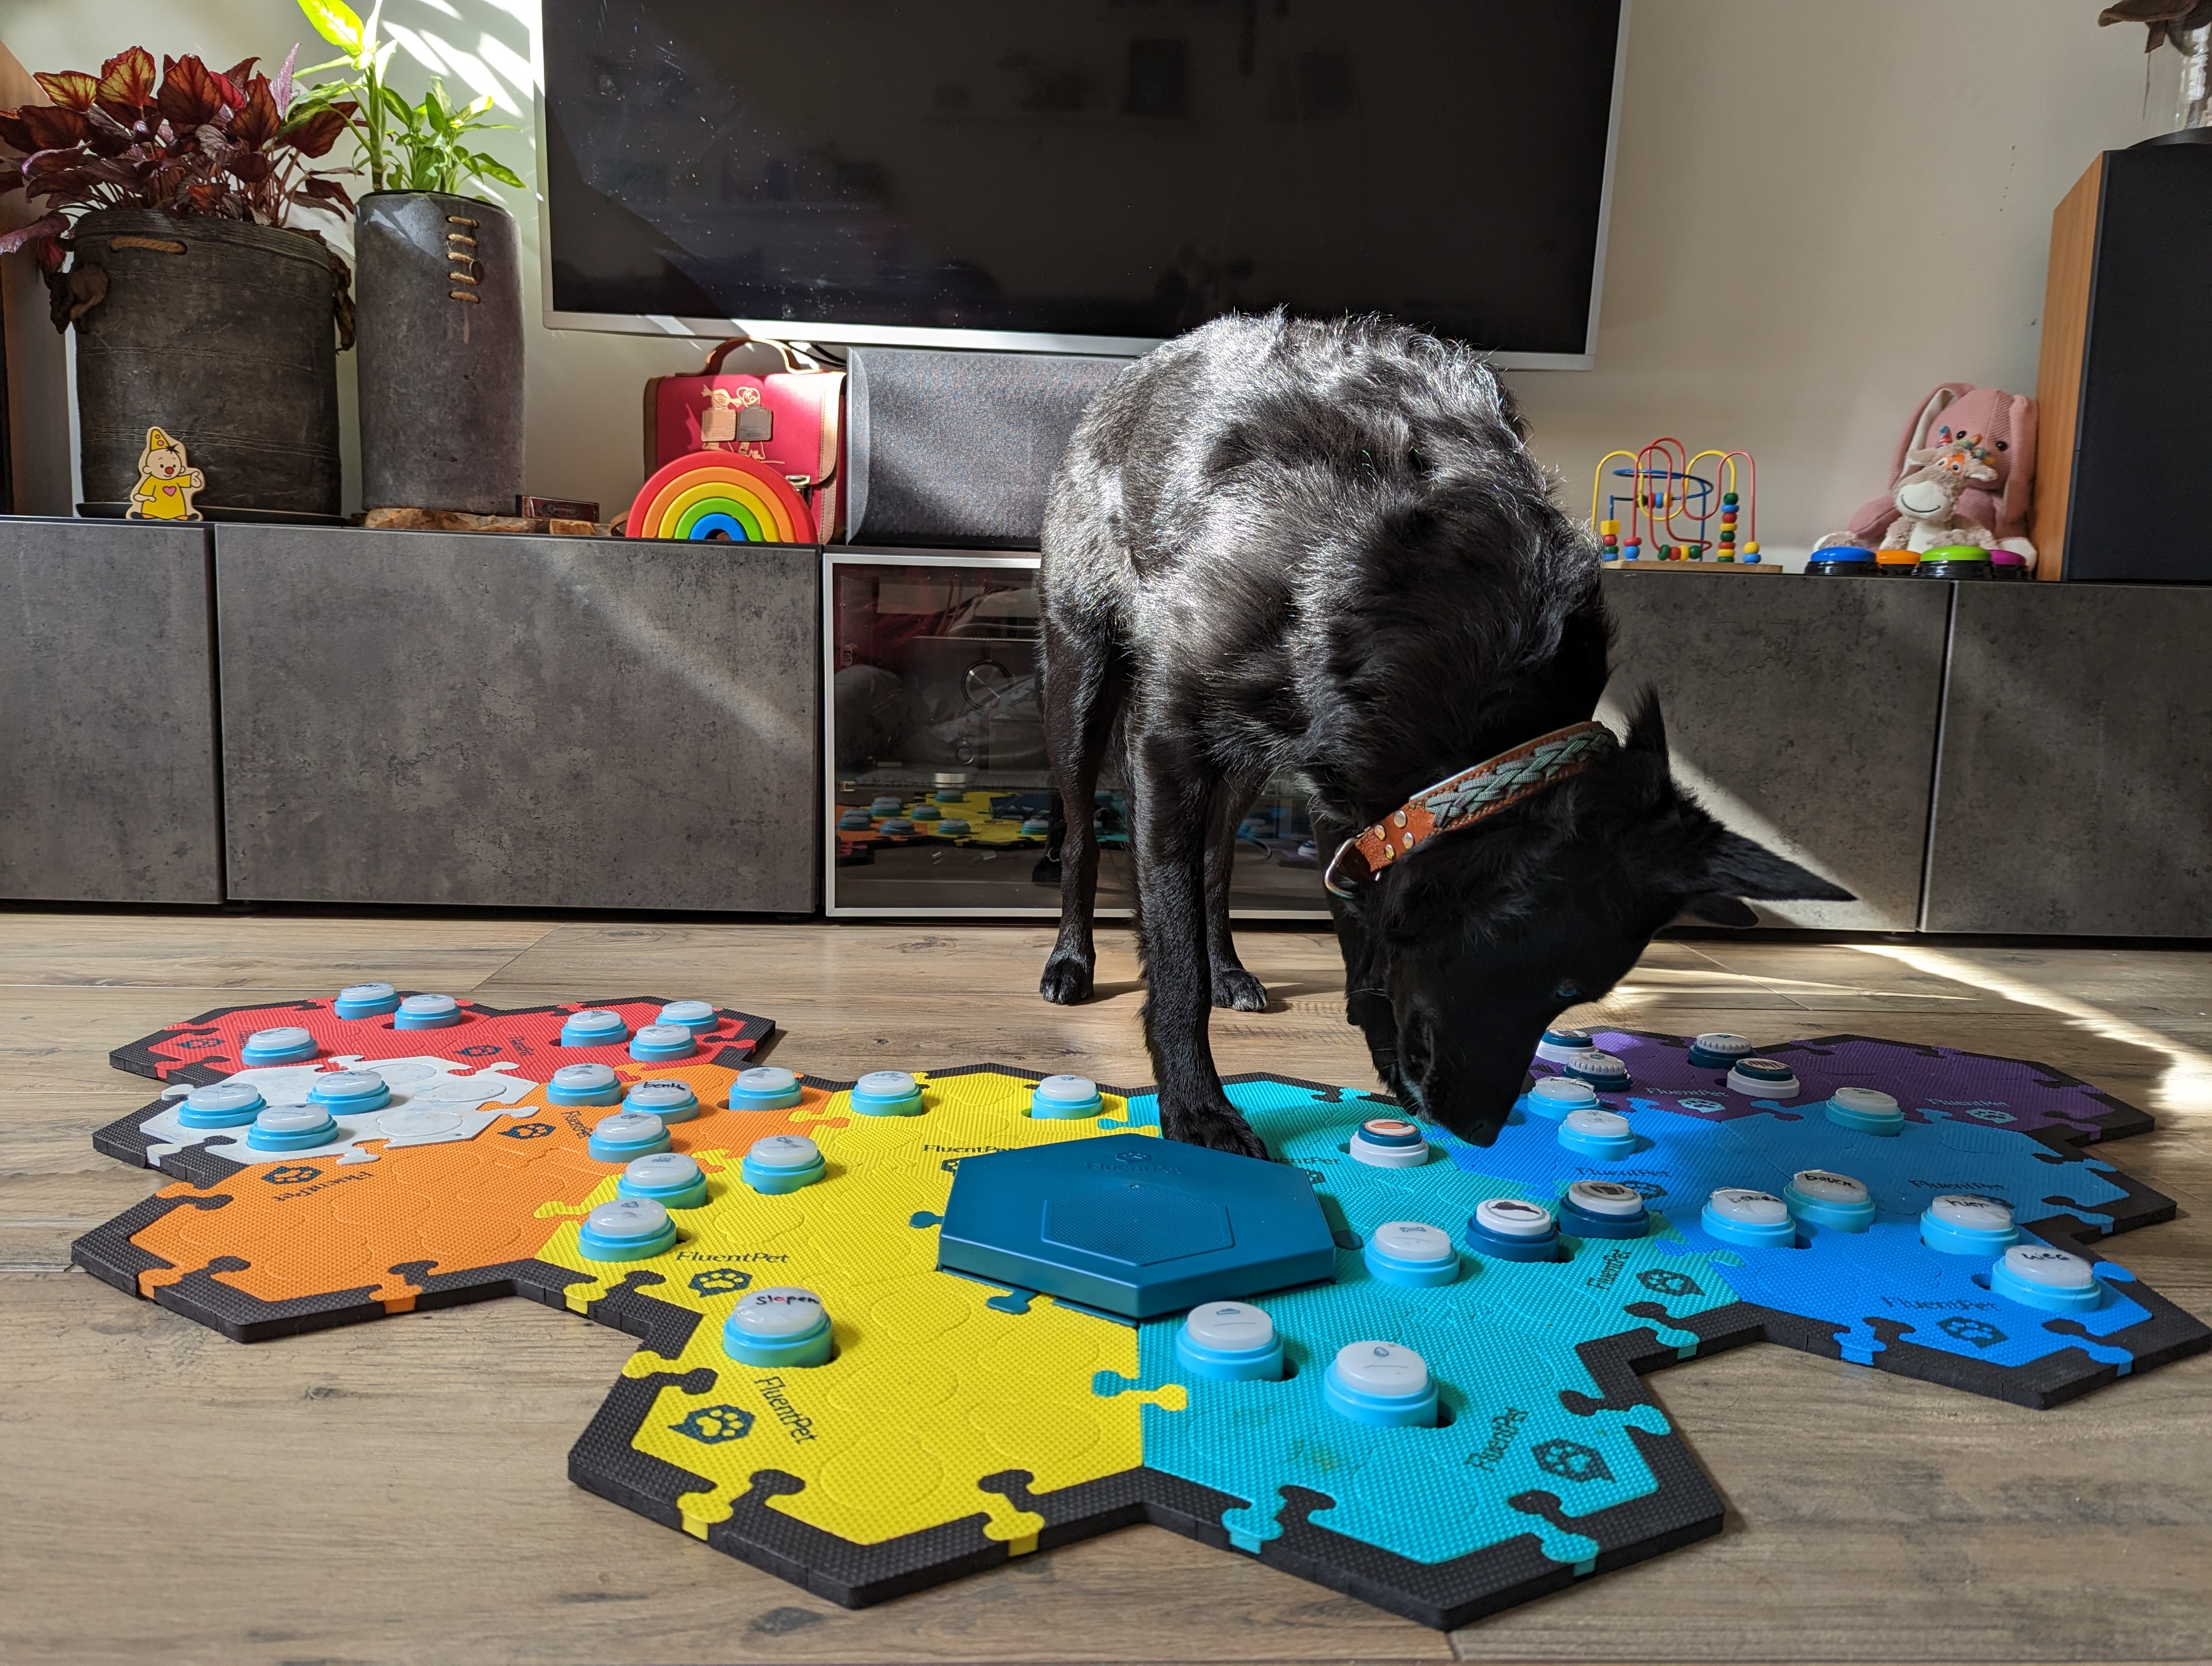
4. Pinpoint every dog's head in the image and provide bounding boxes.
[1345,691,1851,1148]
